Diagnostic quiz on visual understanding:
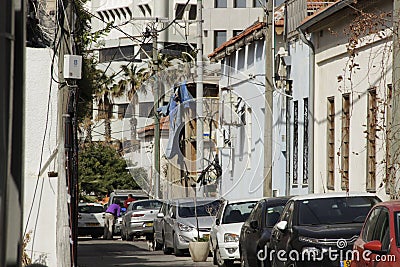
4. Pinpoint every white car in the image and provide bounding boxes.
[78,202,105,239]
[210,198,259,267]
